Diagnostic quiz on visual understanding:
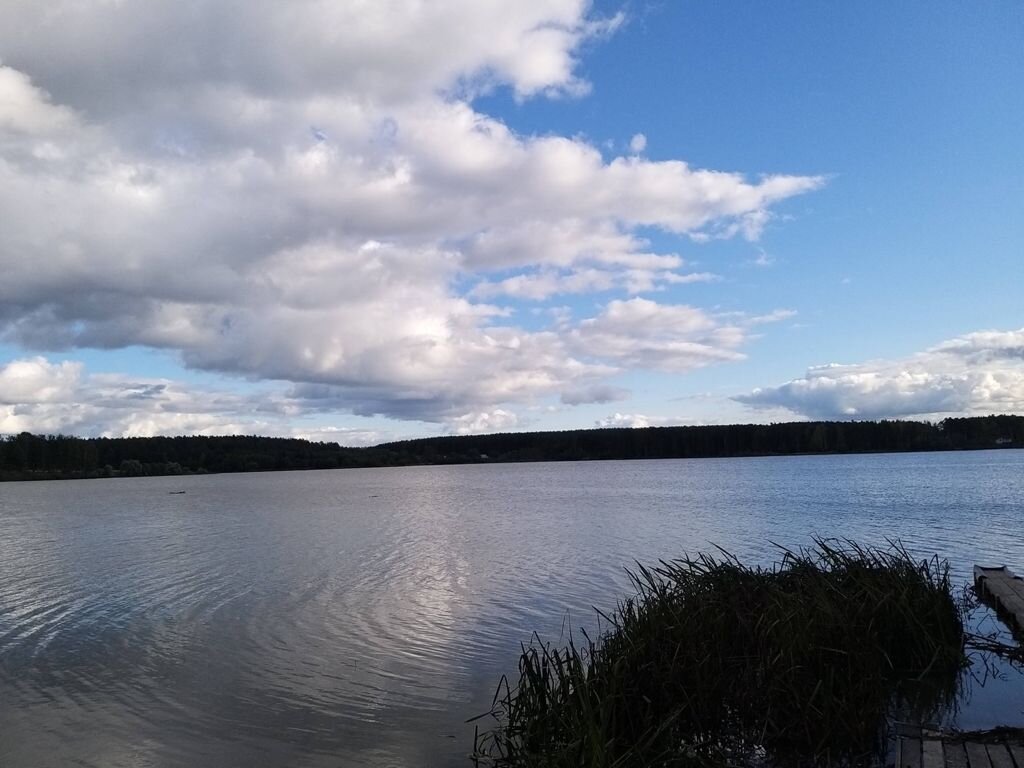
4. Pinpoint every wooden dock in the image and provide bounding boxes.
[892,565,1024,767]
[896,730,1024,768]
[974,566,1024,634]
